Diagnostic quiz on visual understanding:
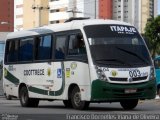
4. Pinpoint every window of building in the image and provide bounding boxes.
[16,4,23,8]
[35,35,52,60]
[50,9,60,13]
[54,35,66,59]
[6,40,18,63]
[19,38,34,62]
[16,15,23,18]
[50,0,59,2]
[50,20,60,24]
